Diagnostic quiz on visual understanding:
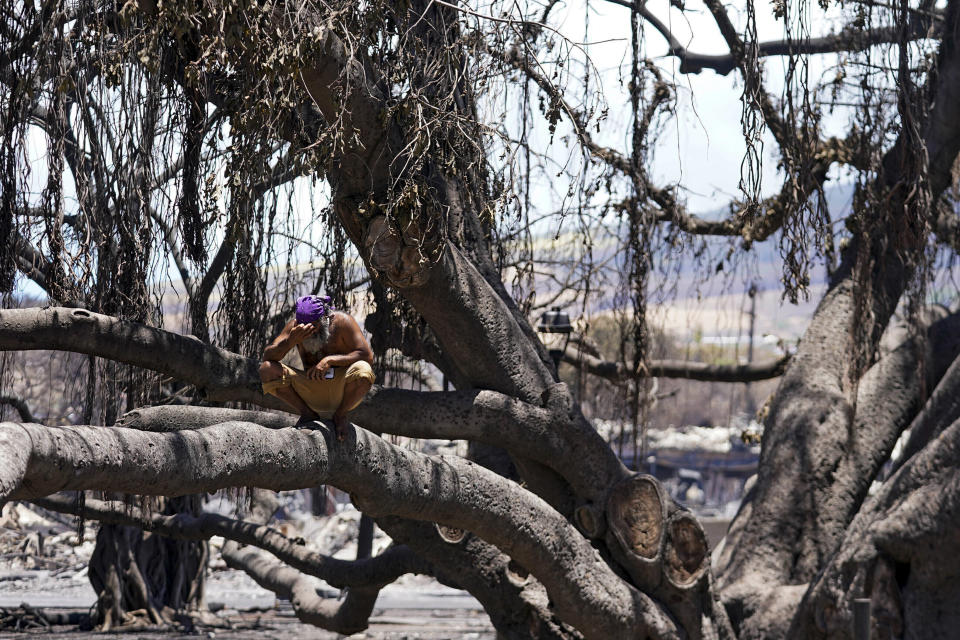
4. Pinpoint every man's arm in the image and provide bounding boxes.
[263,318,301,361]
[307,313,373,379]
